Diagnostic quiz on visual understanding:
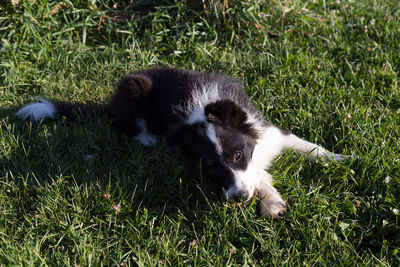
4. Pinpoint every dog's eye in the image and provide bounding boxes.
[233,151,242,161]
